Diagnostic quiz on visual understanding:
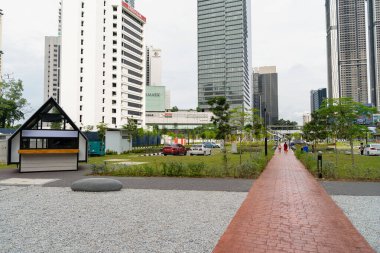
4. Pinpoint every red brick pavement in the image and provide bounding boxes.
[213,151,375,253]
